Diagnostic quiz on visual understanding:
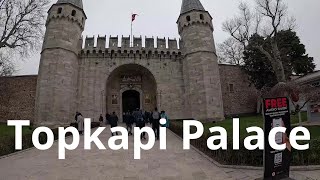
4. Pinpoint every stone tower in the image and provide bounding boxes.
[34,0,86,126]
[177,0,224,121]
